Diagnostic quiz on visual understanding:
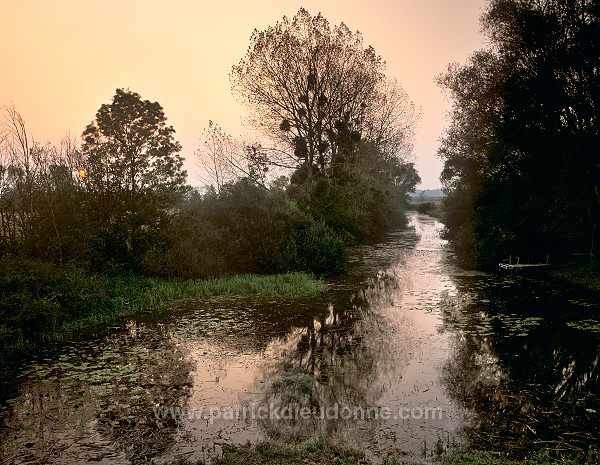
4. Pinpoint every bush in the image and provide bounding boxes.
[87,215,169,275]
[276,220,346,274]
[288,143,415,243]
[416,201,435,214]
[164,179,346,277]
[0,258,104,347]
